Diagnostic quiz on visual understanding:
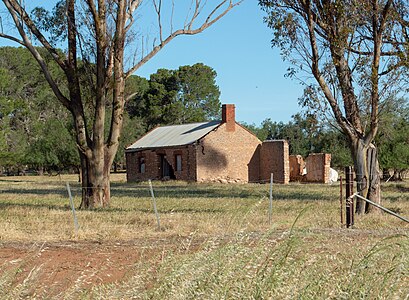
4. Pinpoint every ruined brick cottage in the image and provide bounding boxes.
[125,104,290,183]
